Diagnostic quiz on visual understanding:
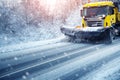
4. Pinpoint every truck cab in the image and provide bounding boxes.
[81,1,117,28]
